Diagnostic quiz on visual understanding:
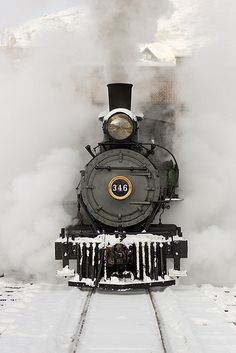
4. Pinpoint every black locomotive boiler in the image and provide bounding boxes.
[55,83,187,290]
